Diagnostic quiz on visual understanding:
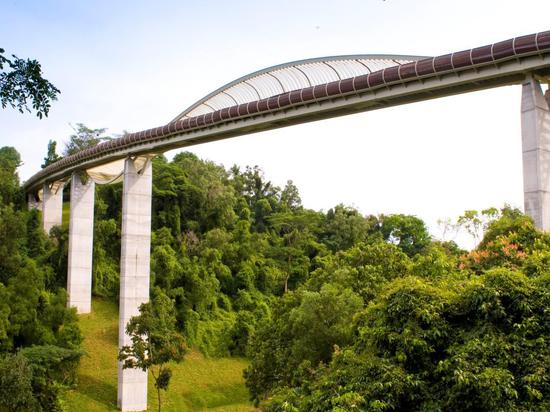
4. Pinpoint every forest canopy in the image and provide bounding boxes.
[1,144,549,411]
